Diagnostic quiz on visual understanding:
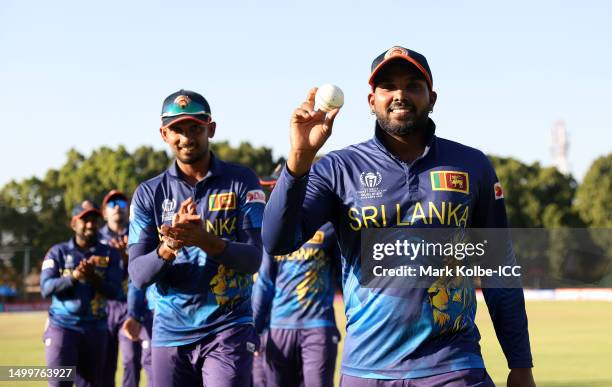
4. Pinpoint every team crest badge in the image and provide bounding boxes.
[81,200,94,210]
[385,46,409,59]
[430,171,469,194]
[174,95,191,108]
